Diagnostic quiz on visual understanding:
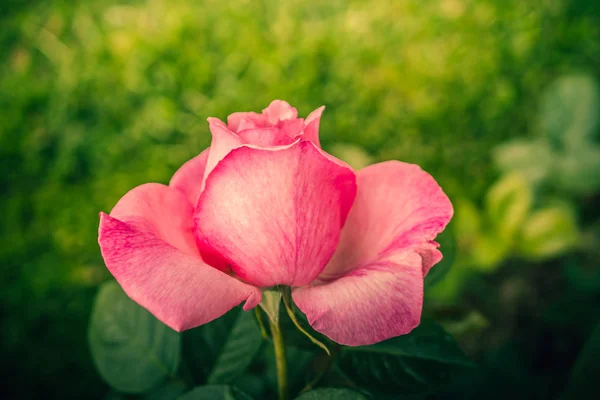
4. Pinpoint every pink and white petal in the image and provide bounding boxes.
[321,161,453,280]
[169,149,209,206]
[228,112,268,132]
[263,100,298,123]
[293,250,423,346]
[302,106,325,147]
[99,213,261,332]
[204,118,244,183]
[194,140,357,287]
[237,127,296,147]
[109,183,199,257]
